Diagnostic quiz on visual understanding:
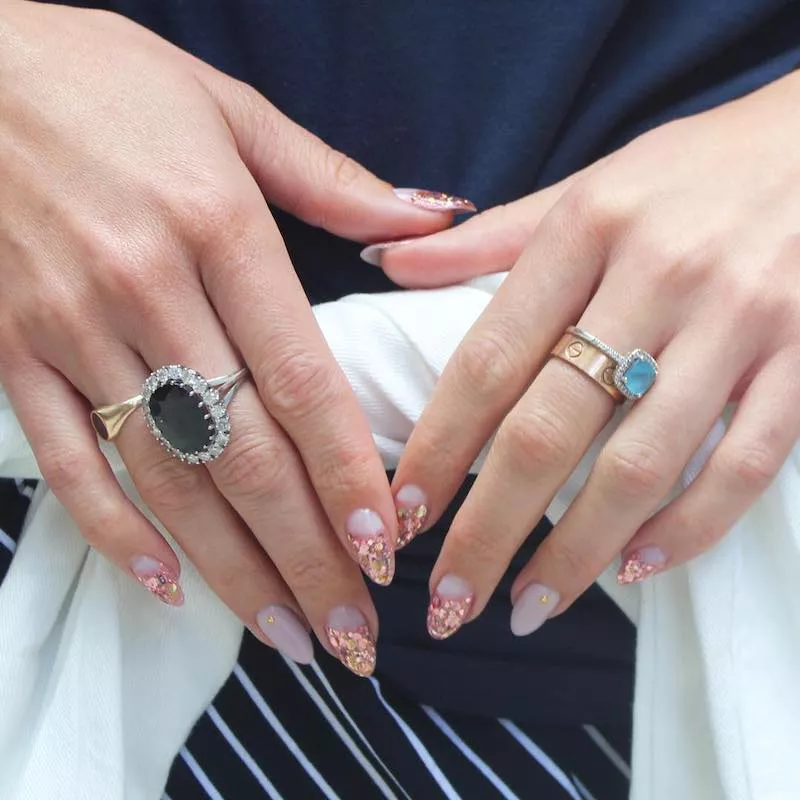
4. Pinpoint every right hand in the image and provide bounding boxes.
[0,1,464,675]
